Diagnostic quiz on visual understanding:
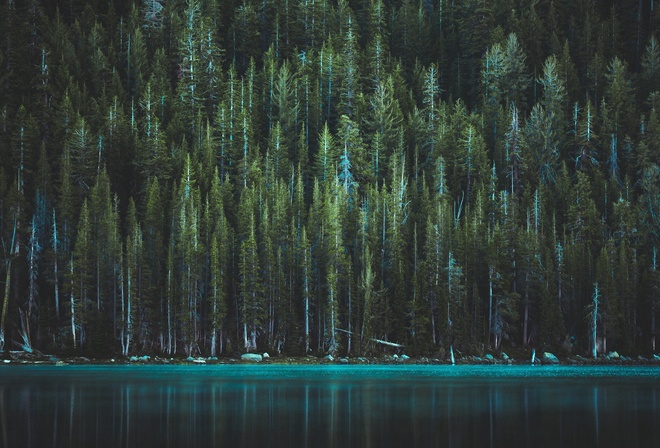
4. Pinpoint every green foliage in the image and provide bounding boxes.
[2,0,660,358]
